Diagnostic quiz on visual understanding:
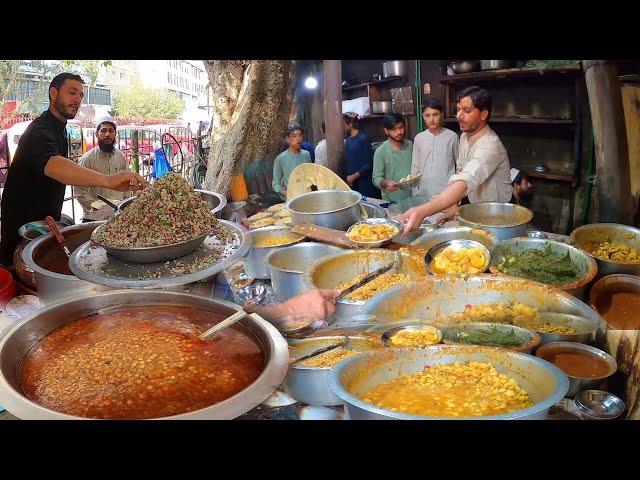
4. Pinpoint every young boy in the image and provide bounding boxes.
[372,112,413,202]
[411,97,459,198]
[272,123,312,200]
